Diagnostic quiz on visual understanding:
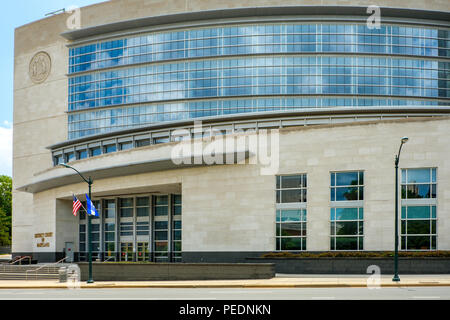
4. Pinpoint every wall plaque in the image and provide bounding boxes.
[29,51,51,84]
